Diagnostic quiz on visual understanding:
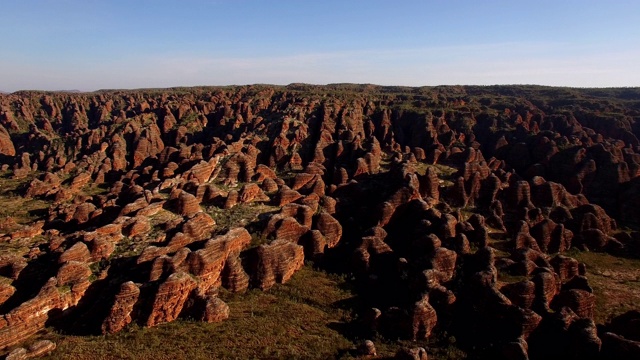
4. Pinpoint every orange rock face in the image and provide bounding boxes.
[238,183,268,203]
[102,281,140,334]
[181,212,215,241]
[0,284,16,307]
[221,253,249,293]
[185,228,251,292]
[253,240,304,290]
[314,212,342,248]
[0,125,15,157]
[146,272,197,327]
[276,187,303,207]
[201,296,230,323]
[0,276,89,350]
[175,190,202,217]
[412,295,437,340]
[58,242,91,264]
[186,159,217,184]
[264,215,309,244]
